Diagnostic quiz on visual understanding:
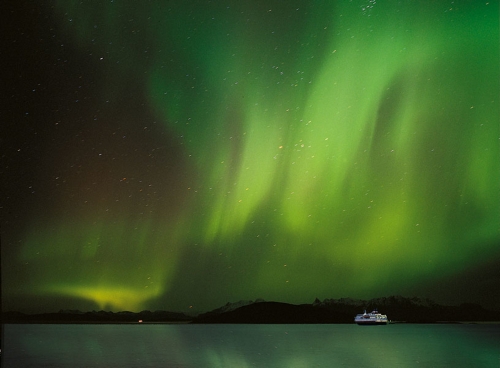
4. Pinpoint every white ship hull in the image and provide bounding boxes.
[355,319,388,325]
